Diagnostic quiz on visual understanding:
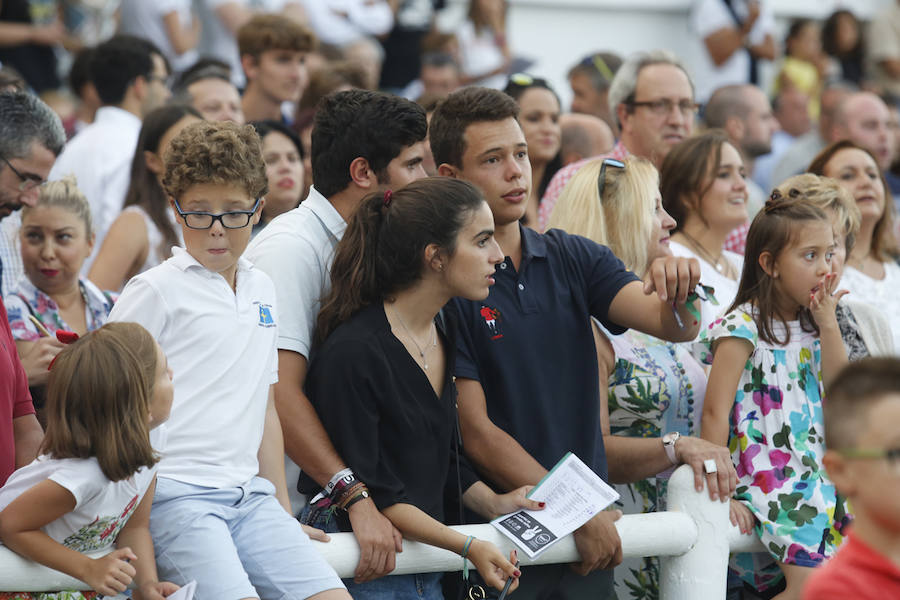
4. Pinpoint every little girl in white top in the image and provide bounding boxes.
[0,322,177,600]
